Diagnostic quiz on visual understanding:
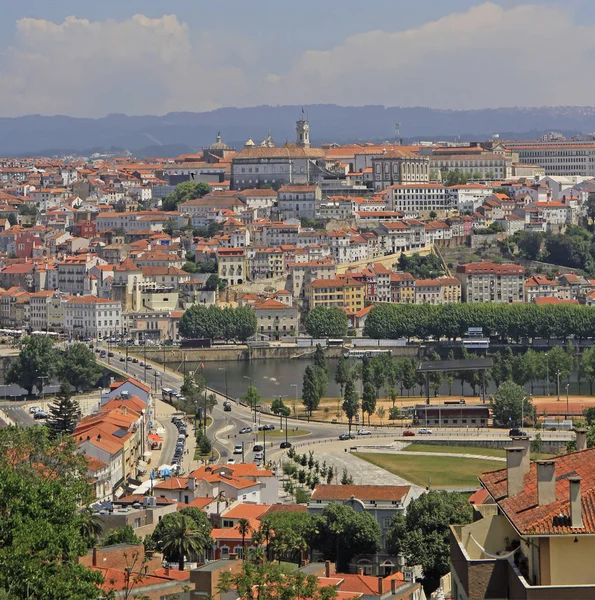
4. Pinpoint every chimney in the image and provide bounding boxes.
[324,561,330,578]
[511,436,531,473]
[358,567,364,576]
[569,476,583,529]
[575,428,587,452]
[122,406,127,415]
[92,546,98,567]
[391,579,398,594]
[377,576,383,595]
[506,447,525,497]
[537,460,556,506]
[188,477,196,491]
[164,567,170,577]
